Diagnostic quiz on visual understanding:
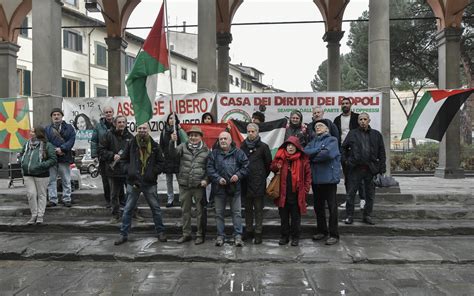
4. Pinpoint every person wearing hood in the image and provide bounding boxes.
[20,126,57,225]
[207,131,249,247]
[91,105,115,208]
[240,123,272,244]
[284,110,308,147]
[98,115,133,223]
[45,108,76,207]
[304,120,341,245]
[270,136,311,247]
[160,113,181,207]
